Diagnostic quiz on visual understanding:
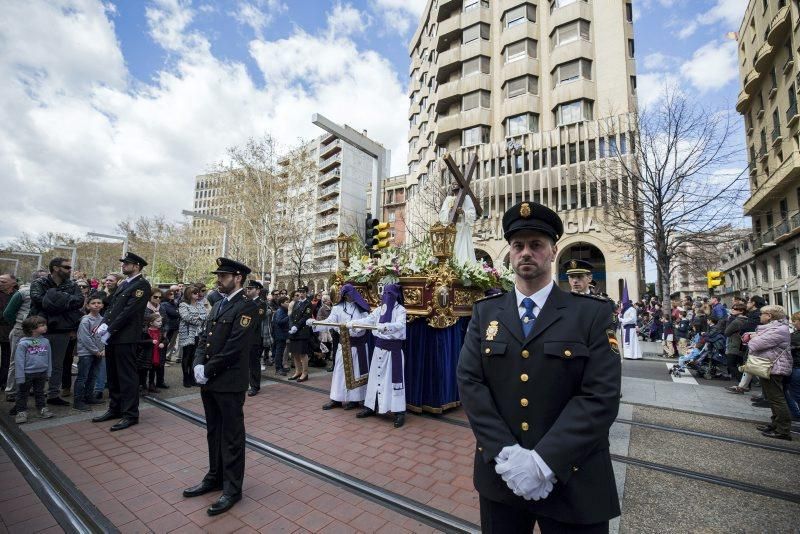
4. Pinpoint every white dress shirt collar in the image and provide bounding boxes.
[222,287,244,301]
[125,273,142,283]
[515,281,554,317]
